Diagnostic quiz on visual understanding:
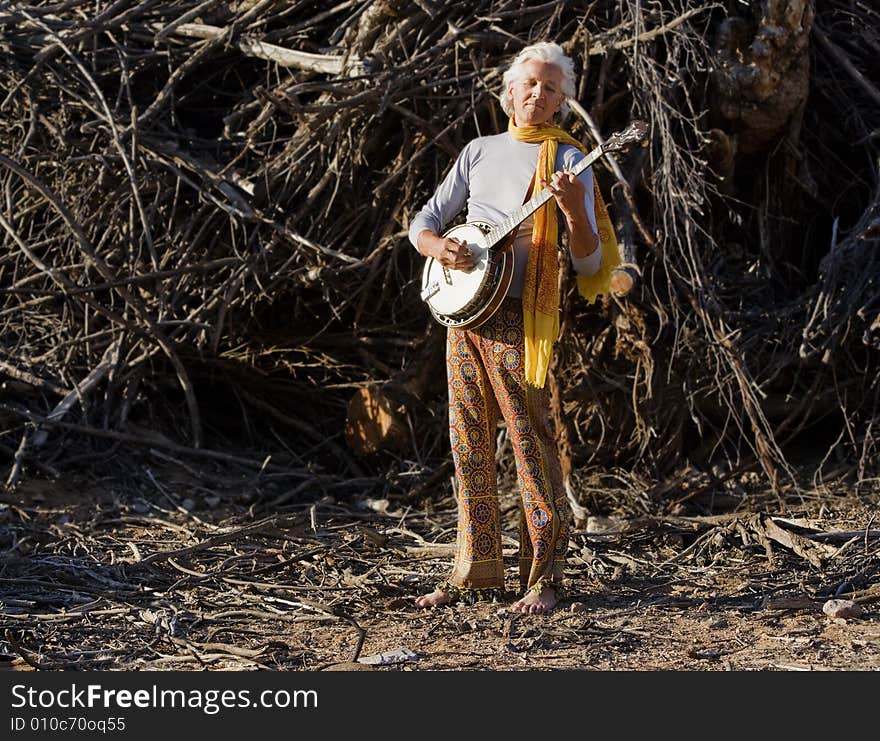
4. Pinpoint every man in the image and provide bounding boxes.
[409,42,617,614]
